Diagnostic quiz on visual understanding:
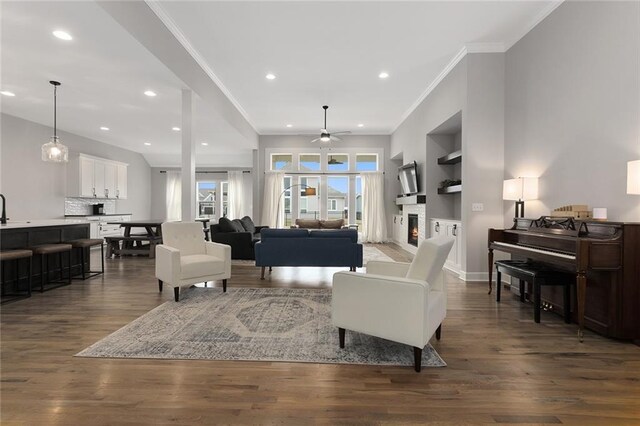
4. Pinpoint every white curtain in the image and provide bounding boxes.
[261,172,284,228]
[227,170,246,219]
[361,172,387,243]
[166,171,182,222]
